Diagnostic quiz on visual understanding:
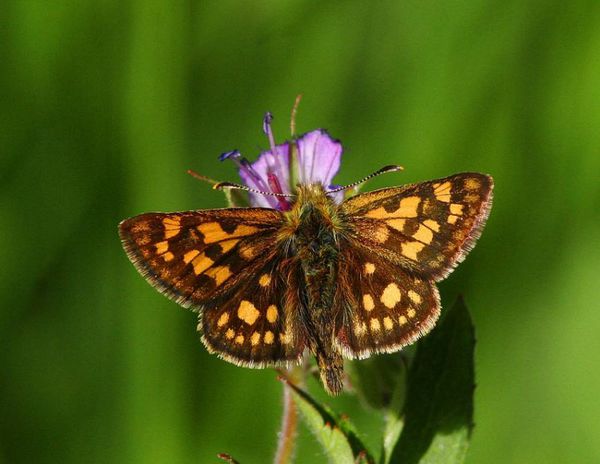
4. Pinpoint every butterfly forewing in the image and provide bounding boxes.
[119,208,282,308]
[334,246,440,359]
[119,208,306,366]
[341,172,493,281]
